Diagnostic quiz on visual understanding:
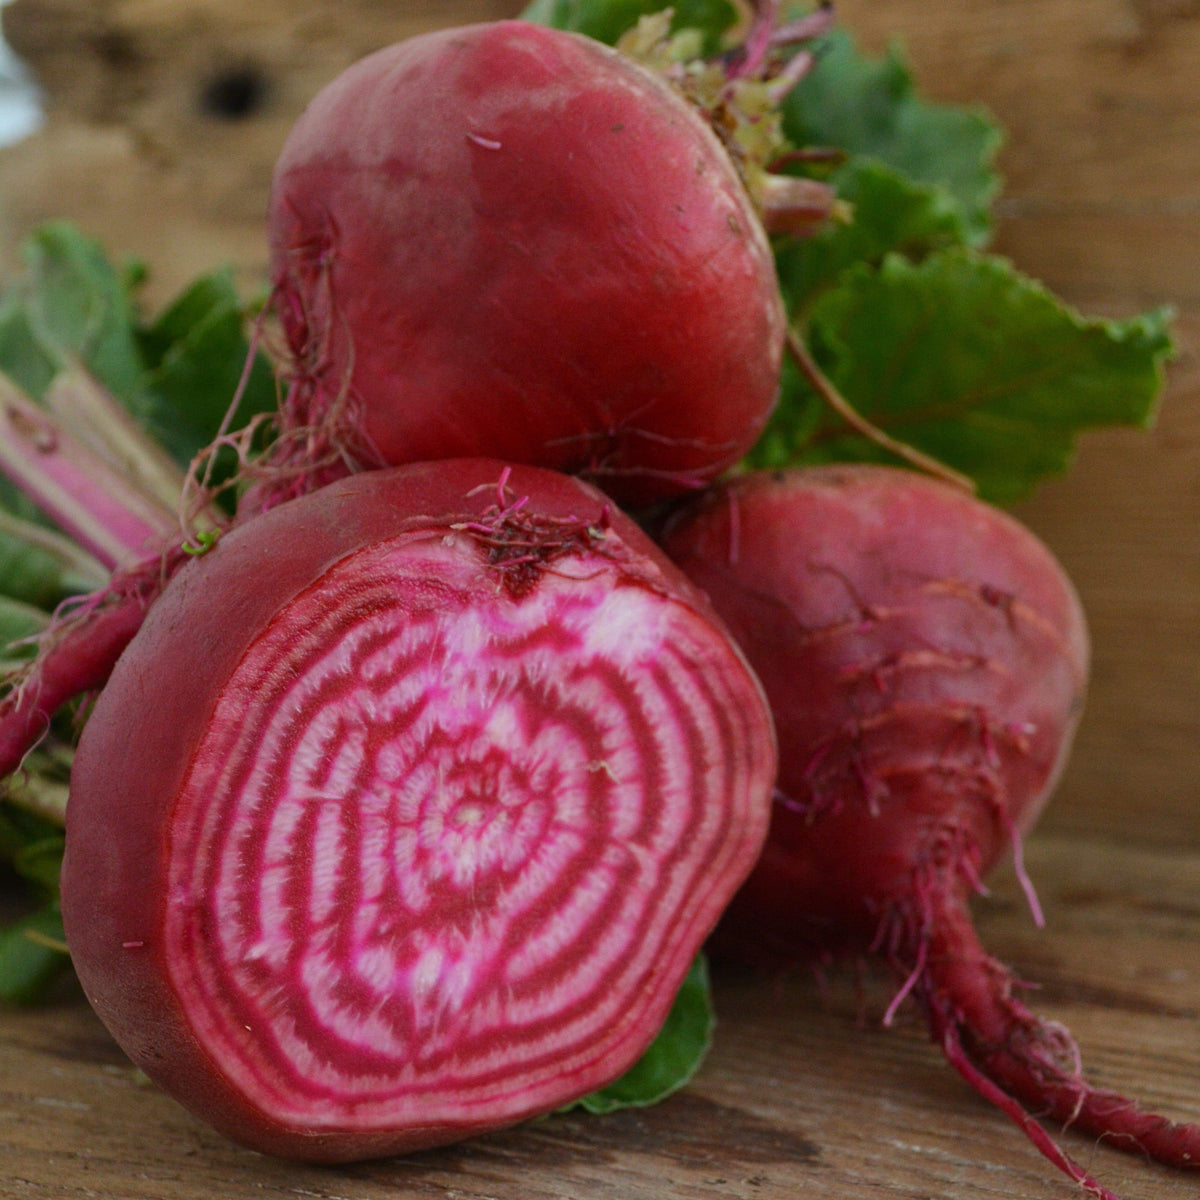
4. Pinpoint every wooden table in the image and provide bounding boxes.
[3,835,1200,1199]
[1,1,1198,1197]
